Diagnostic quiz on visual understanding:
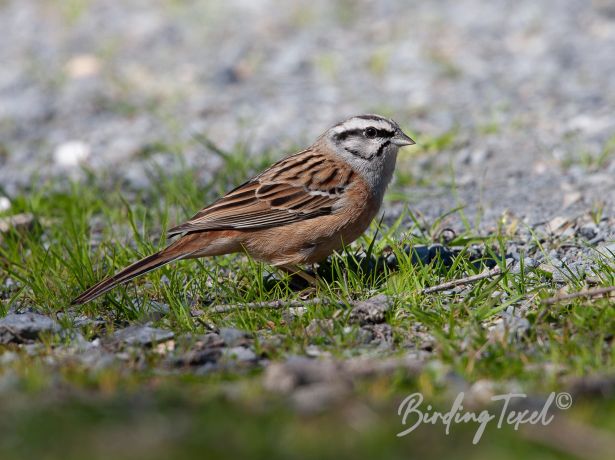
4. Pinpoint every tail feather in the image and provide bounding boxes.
[71,249,181,305]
